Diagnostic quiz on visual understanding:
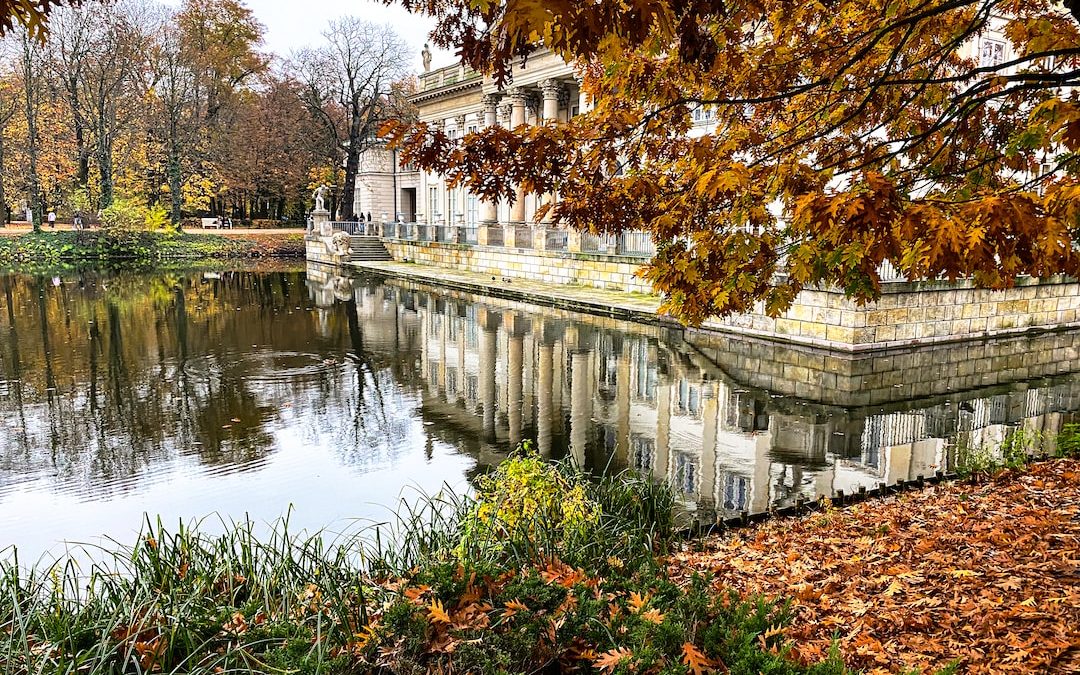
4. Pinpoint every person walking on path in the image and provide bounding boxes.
[73,211,83,230]
[47,209,56,228]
